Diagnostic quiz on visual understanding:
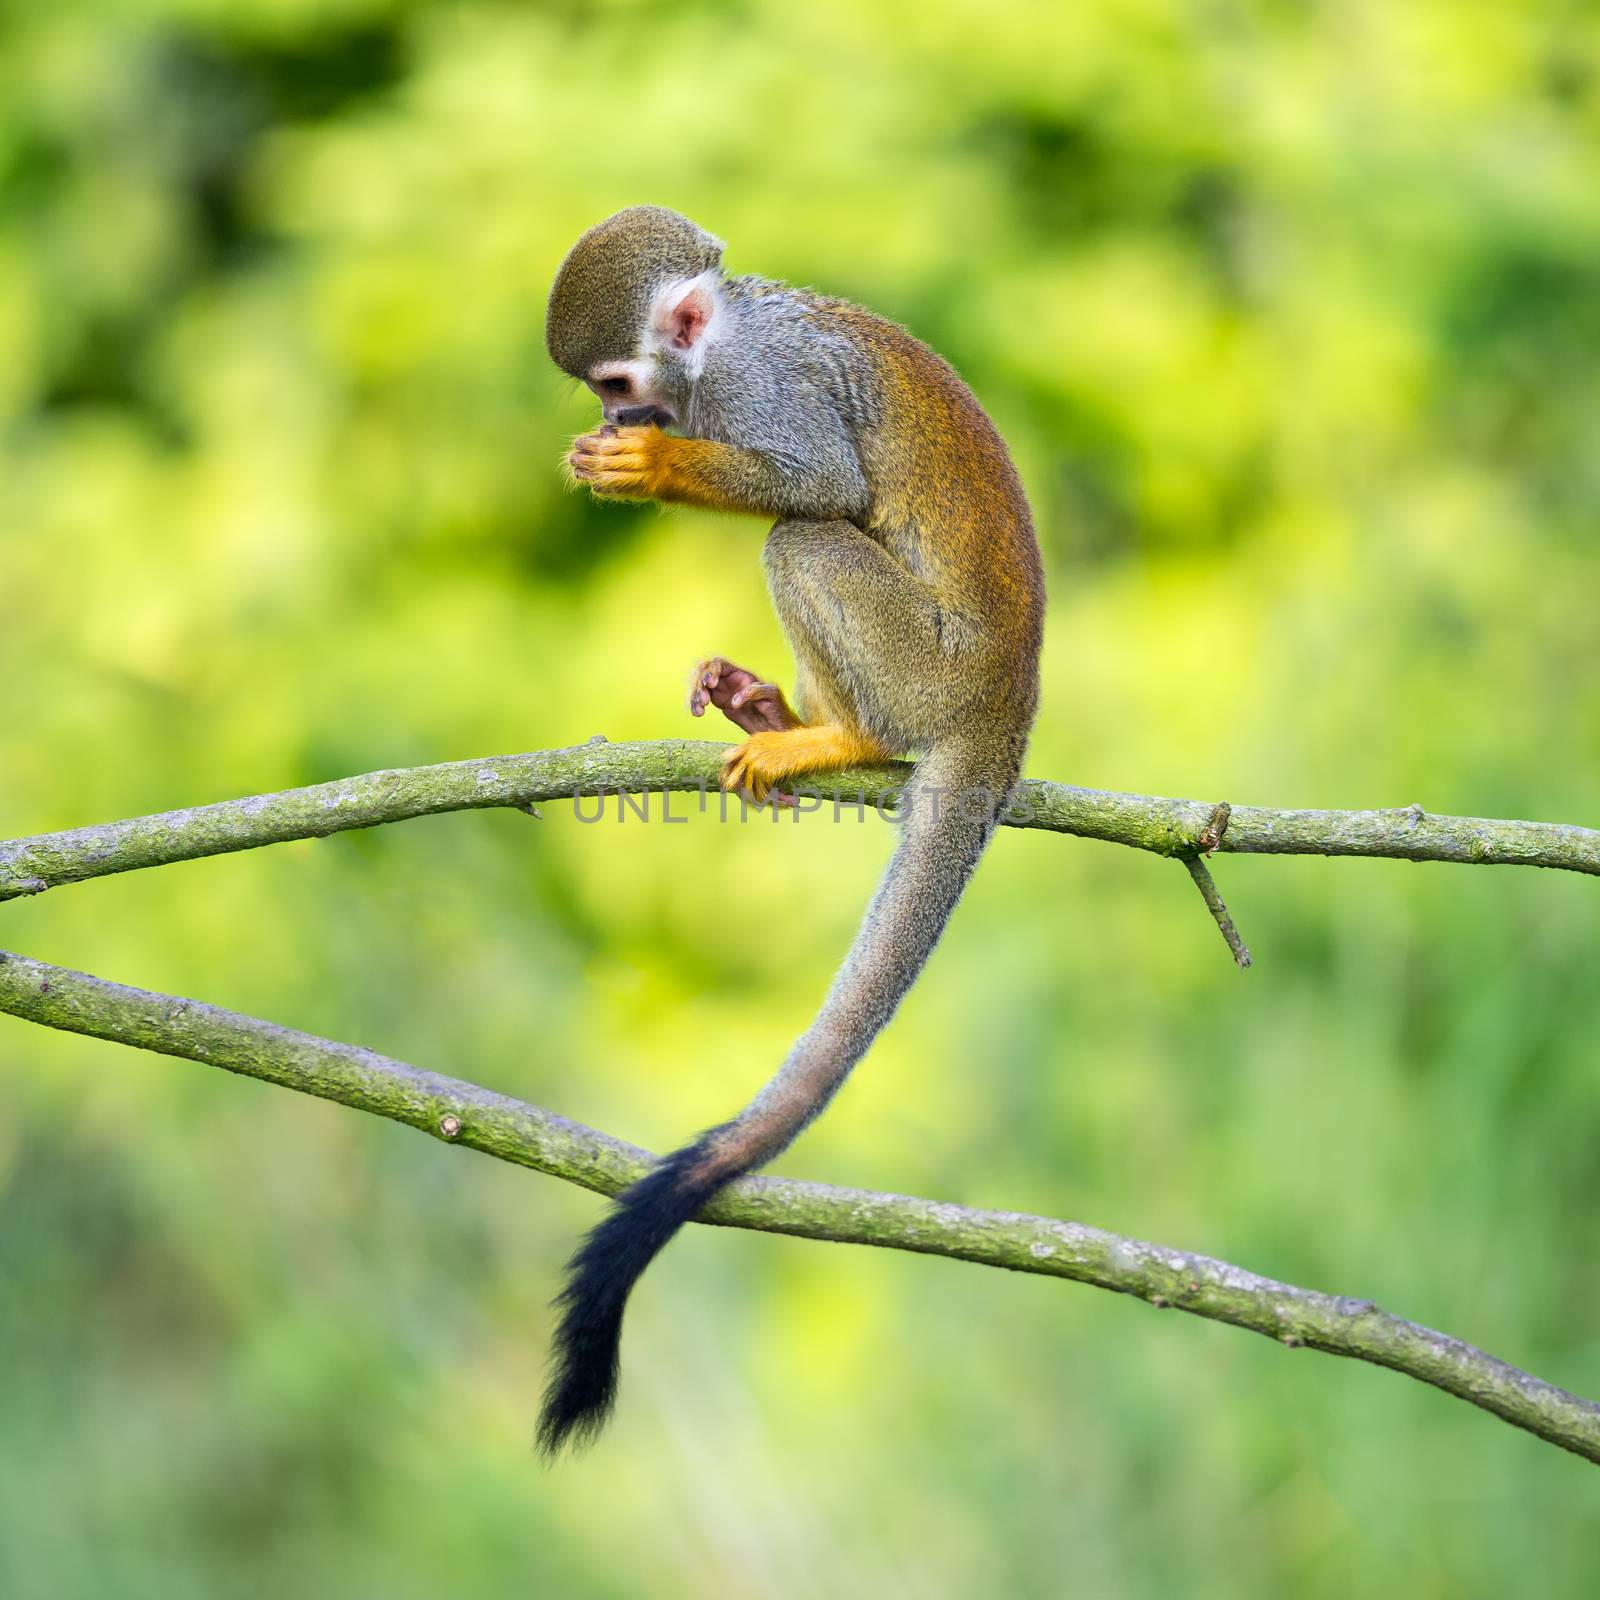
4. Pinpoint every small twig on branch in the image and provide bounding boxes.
[0,947,1595,1465]
[2,740,1596,906]
[1185,857,1254,969]
[1185,801,1254,967]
